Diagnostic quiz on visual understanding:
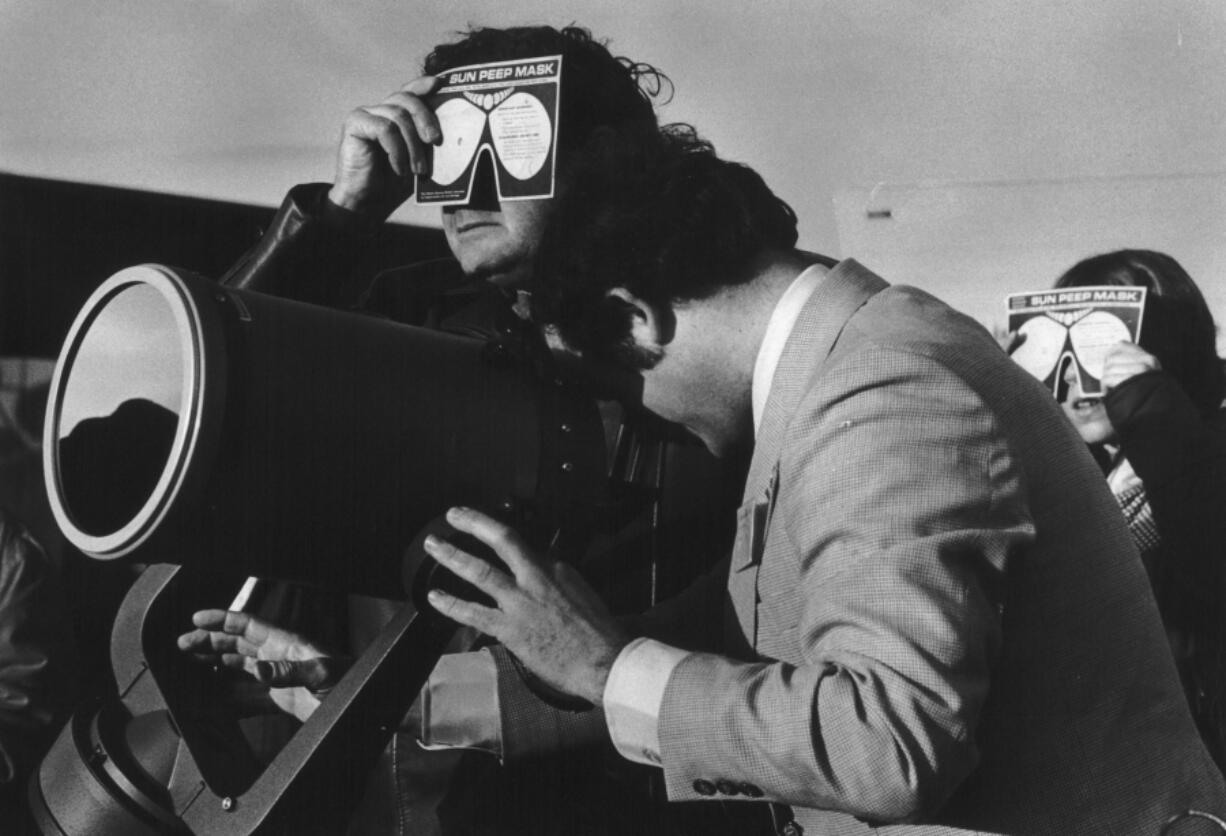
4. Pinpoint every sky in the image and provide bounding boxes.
[56,282,183,436]
[2,0,1224,336]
